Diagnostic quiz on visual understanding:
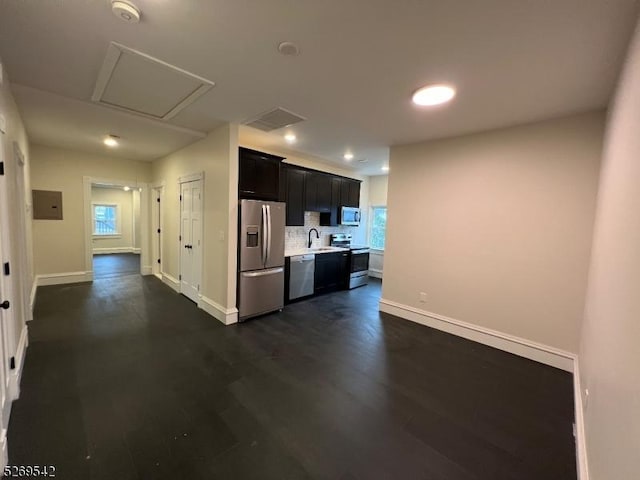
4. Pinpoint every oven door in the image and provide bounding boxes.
[350,250,370,273]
